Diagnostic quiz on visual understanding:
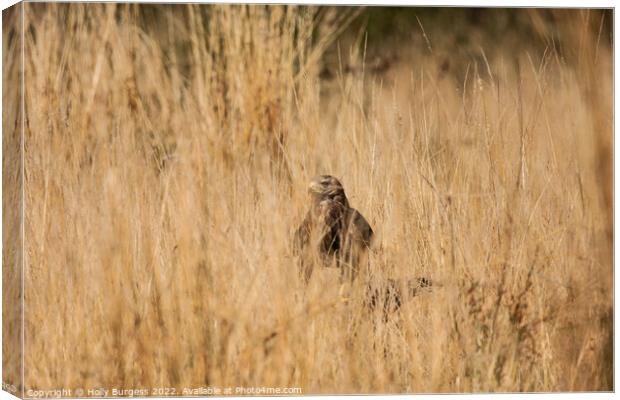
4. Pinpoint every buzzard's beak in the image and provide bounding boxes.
[308,181,323,194]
